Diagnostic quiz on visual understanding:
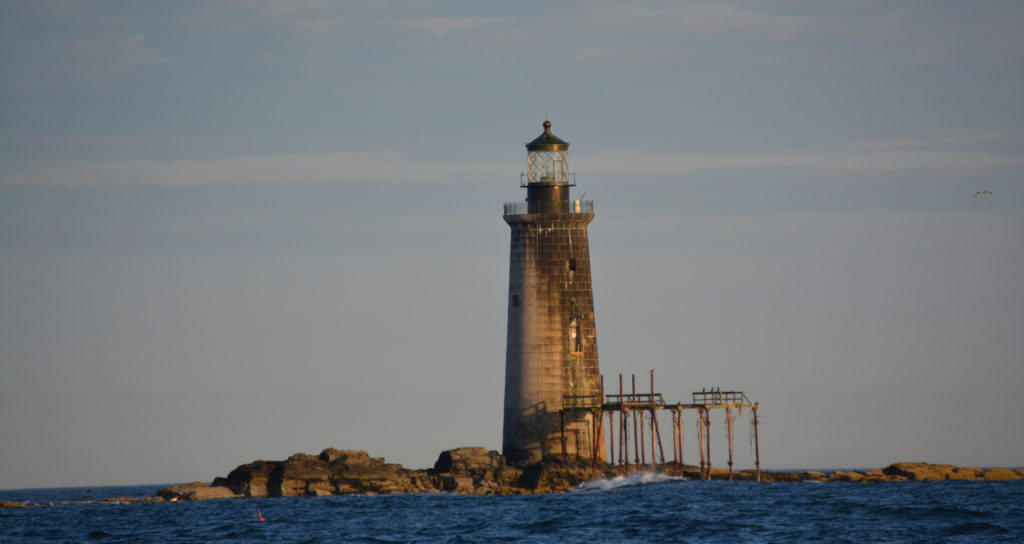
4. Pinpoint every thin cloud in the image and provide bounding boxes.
[2,31,173,91]
[584,3,810,39]
[286,17,352,38]
[879,10,908,27]
[1,151,515,188]
[225,0,329,15]
[6,135,1021,188]
[69,33,172,66]
[844,132,1009,152]
[394,17,508,37]
[579,149,1024,177]
[602,209,1024,253]
[573,43,671,64]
